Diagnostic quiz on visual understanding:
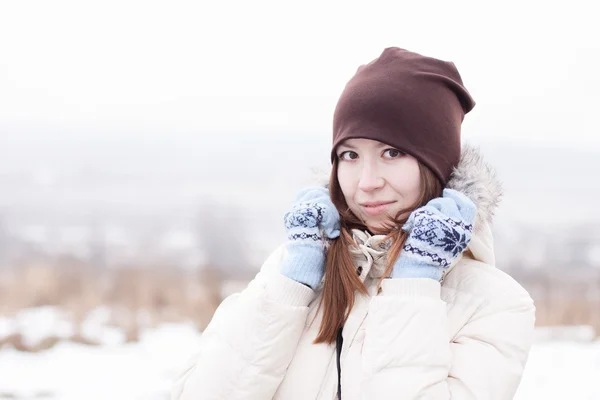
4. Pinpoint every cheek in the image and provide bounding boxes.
[336,167,356,204]
[389,161,422,201]
[406,167,422,193]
